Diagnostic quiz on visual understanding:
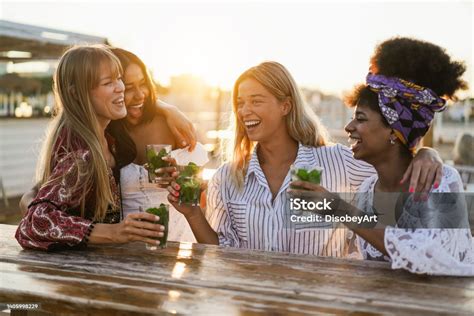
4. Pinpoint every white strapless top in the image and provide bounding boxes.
[120,163,196,243]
